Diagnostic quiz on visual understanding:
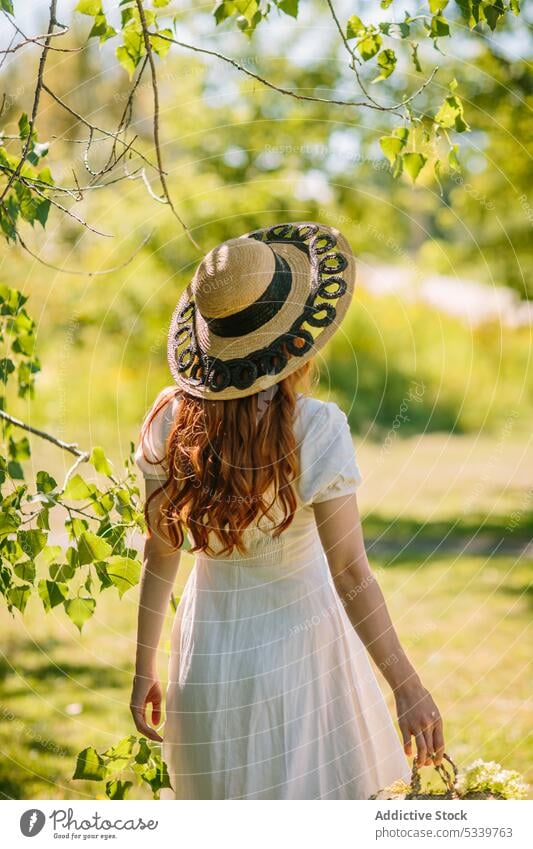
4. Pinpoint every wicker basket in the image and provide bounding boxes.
[370,753,507,800]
